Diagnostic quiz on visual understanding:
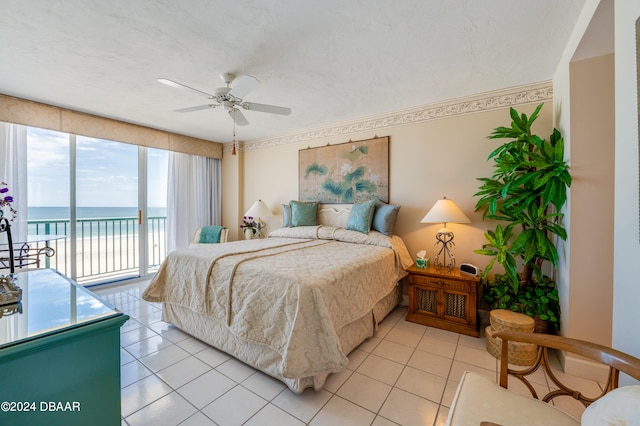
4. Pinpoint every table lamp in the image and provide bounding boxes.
[244,199,272,238]
[420,197,470,270]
